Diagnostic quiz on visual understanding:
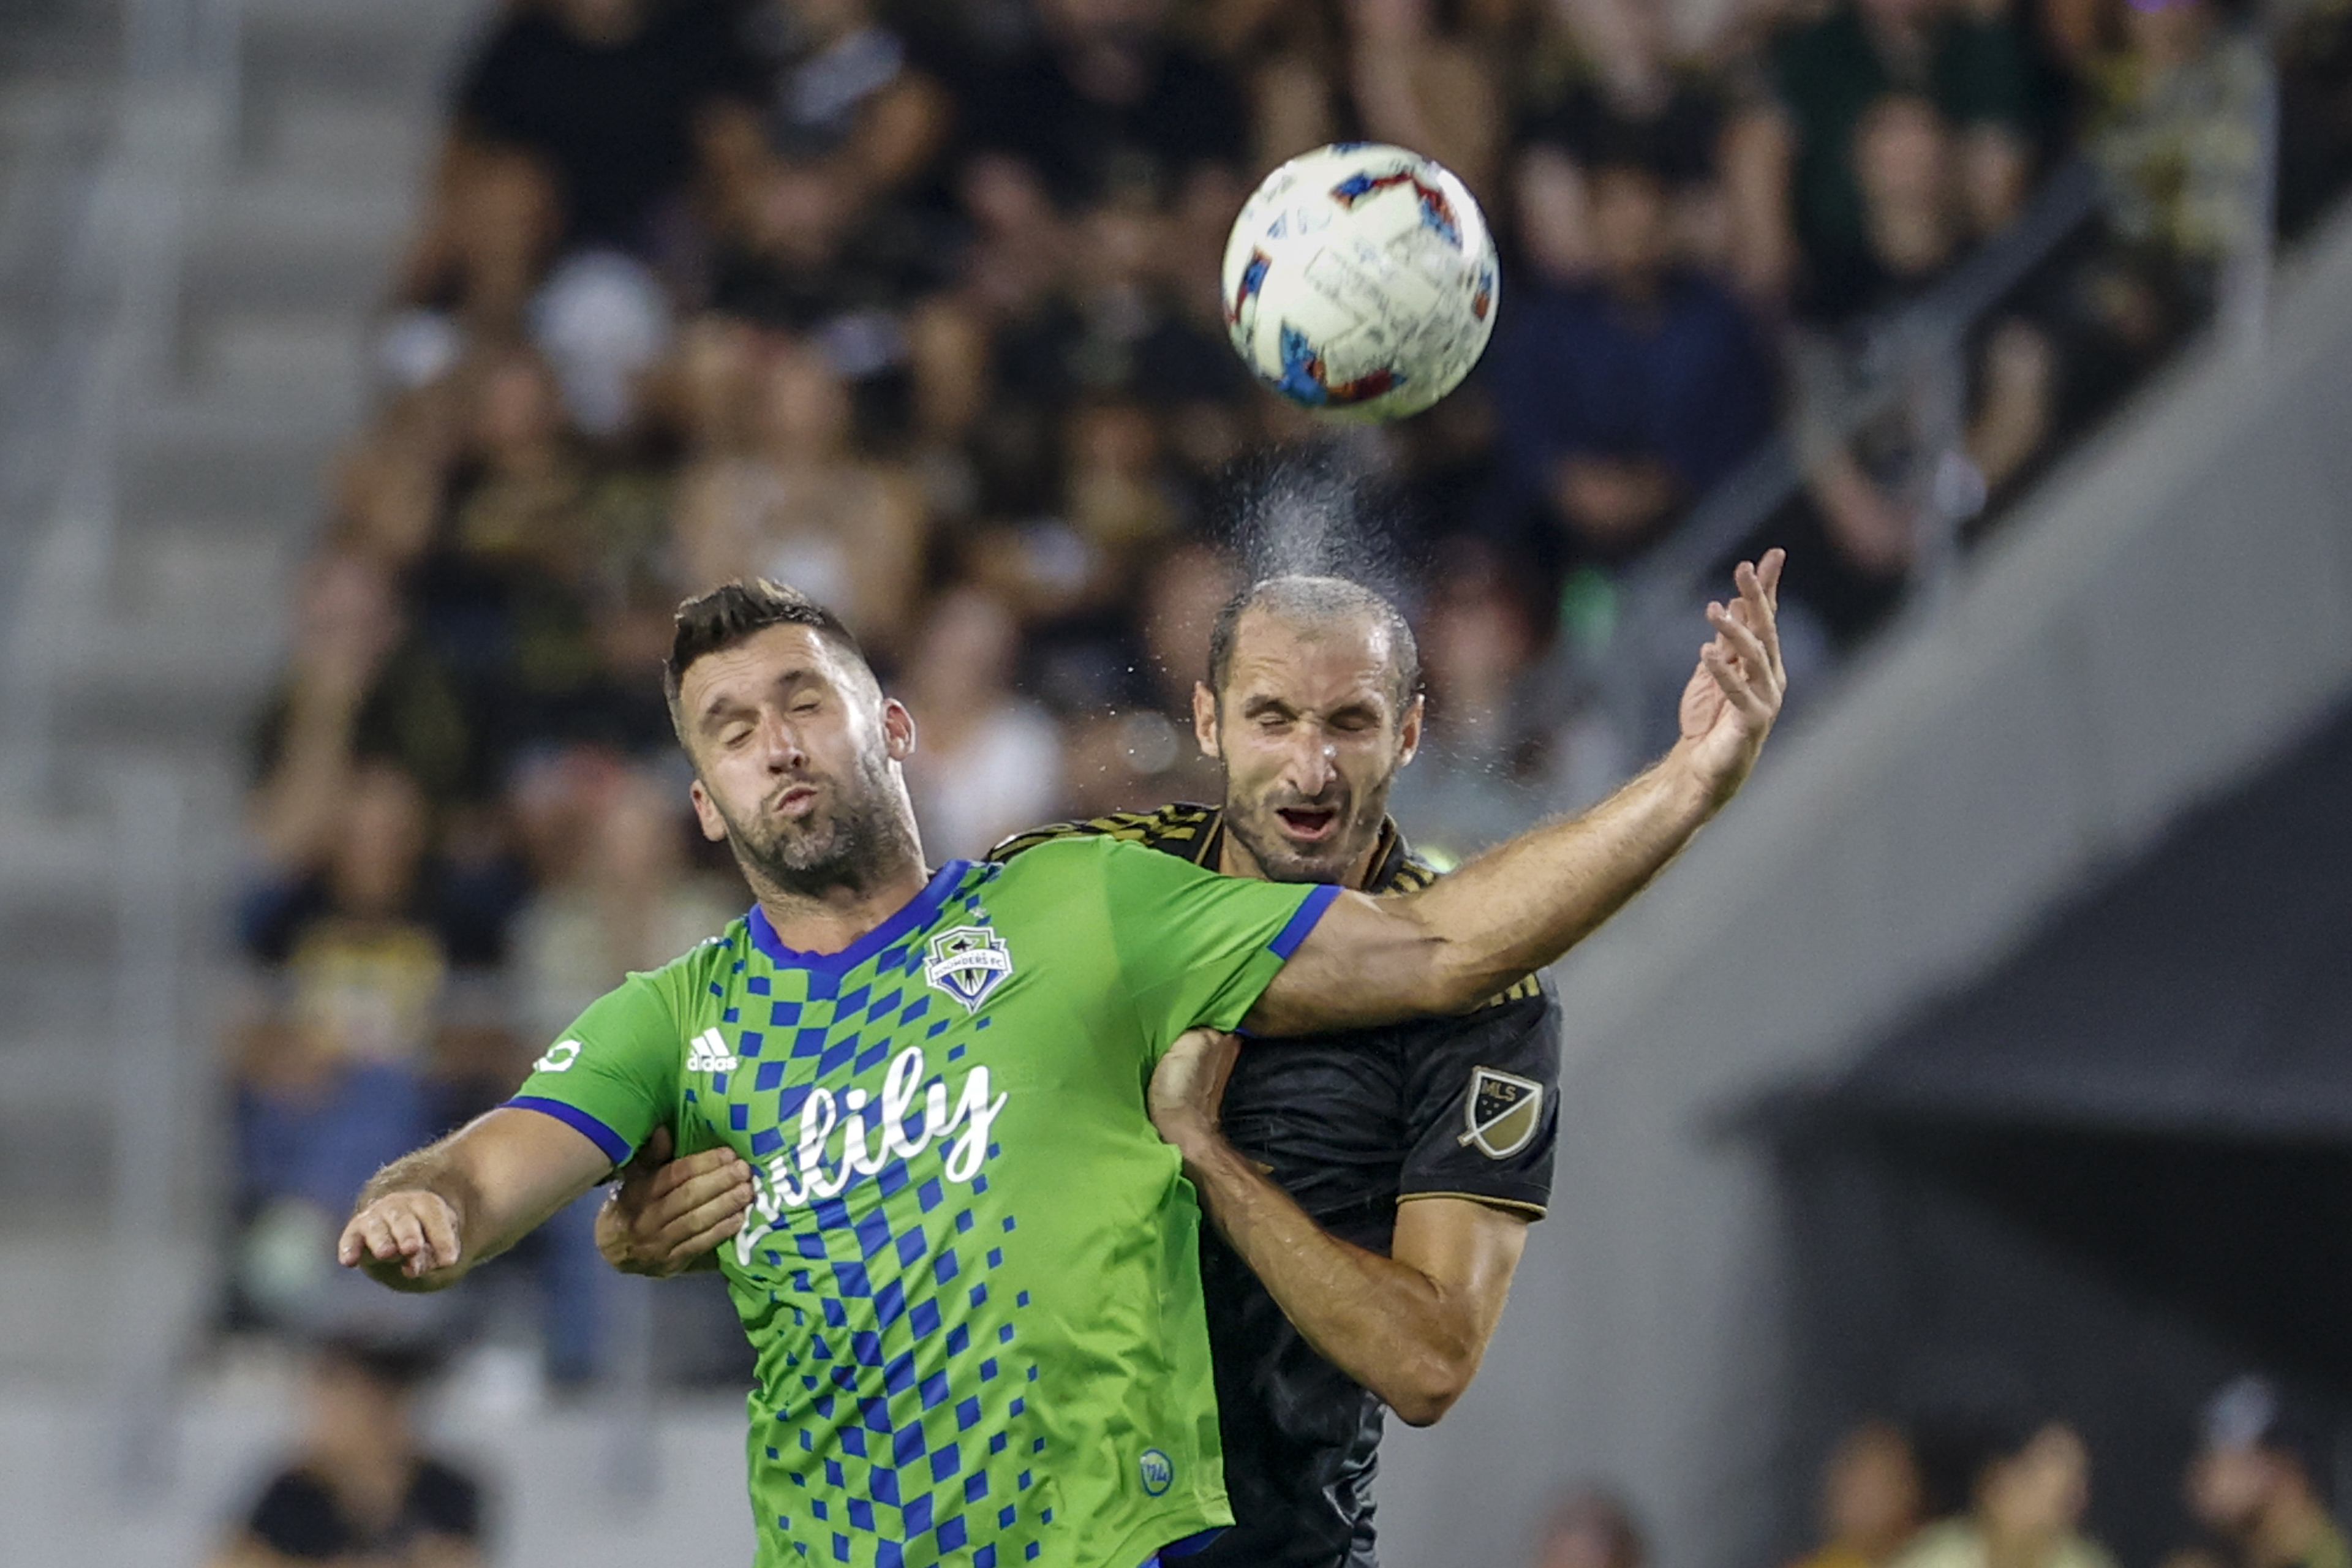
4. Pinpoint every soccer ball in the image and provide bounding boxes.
[1221,143,1499,422]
